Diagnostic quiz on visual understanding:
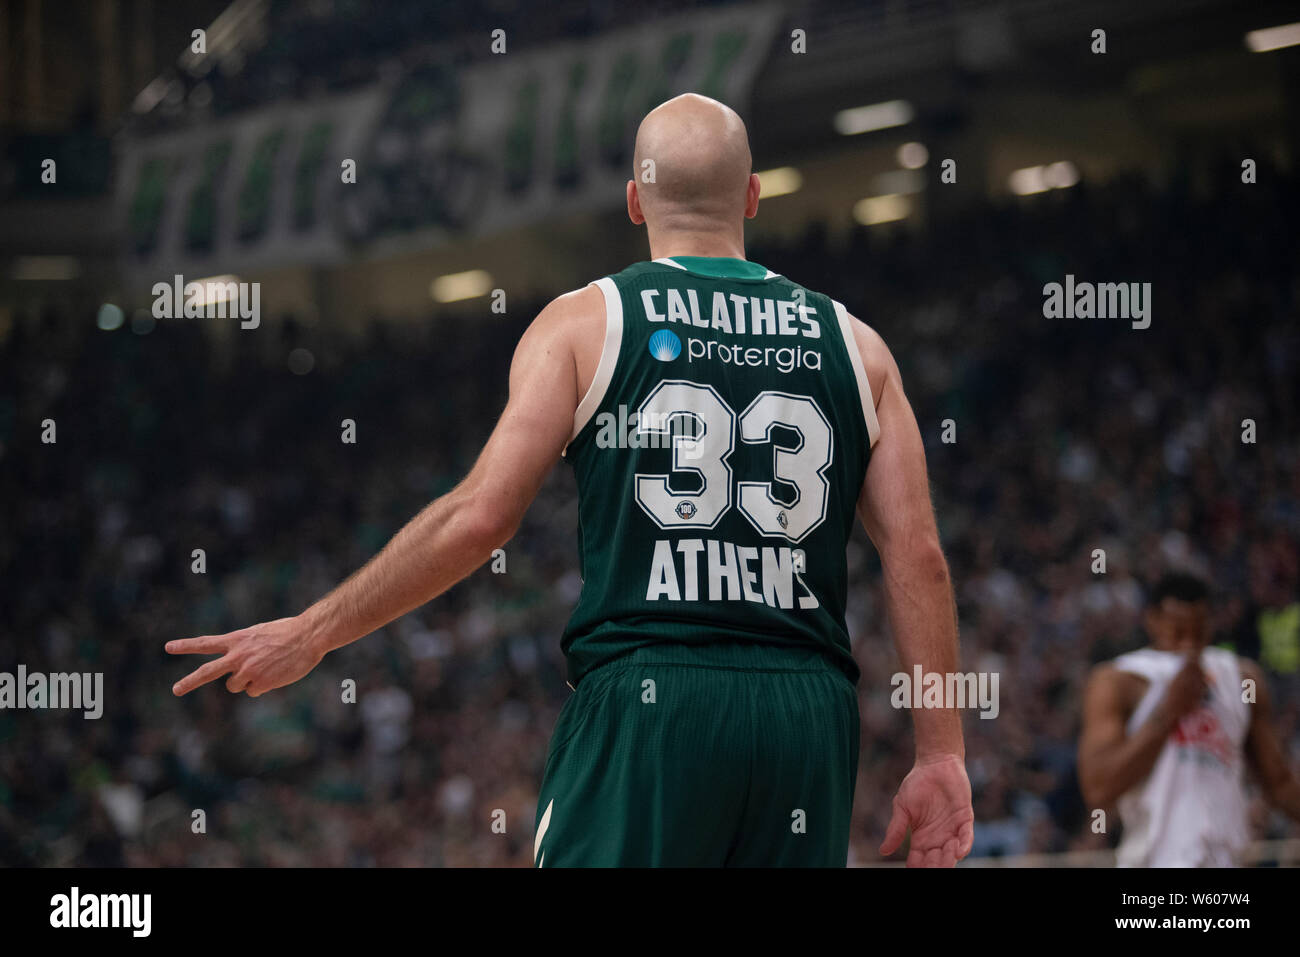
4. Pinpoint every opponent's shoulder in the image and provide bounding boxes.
[1098,645,1166,679]
[1083,660,1120,688]
[1083,658,1148,707]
